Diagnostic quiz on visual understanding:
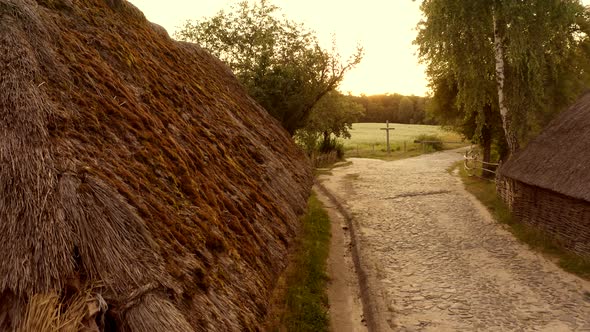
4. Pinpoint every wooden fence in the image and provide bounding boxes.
[463,148,500,180]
